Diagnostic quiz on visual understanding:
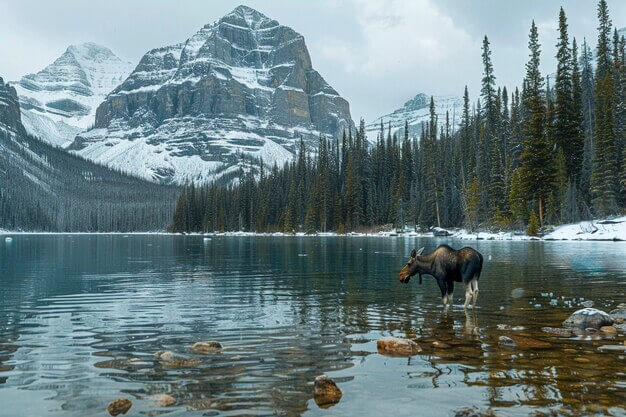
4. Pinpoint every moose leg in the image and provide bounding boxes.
[437,279,447,307]
[471,278,479,309]
[446,280,454,306]
[464,283,472,310]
